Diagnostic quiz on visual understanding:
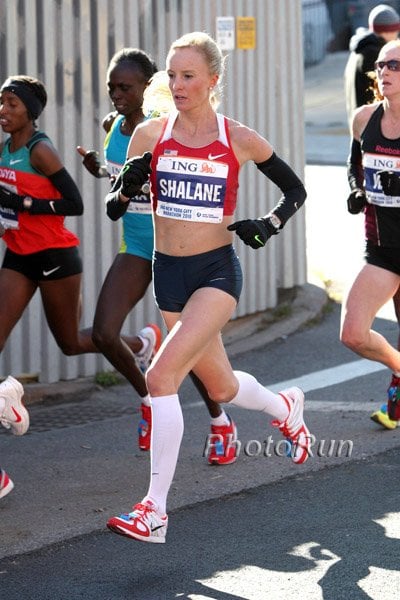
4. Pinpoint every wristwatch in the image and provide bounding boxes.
[23,197,33,210]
